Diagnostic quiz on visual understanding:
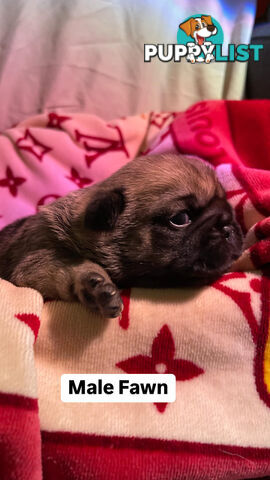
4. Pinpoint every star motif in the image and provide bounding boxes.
[16,129,52,162]
[116,324,204,413]
[0,166,26,197]
[47,112,71,129]
[66,167,92,189]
